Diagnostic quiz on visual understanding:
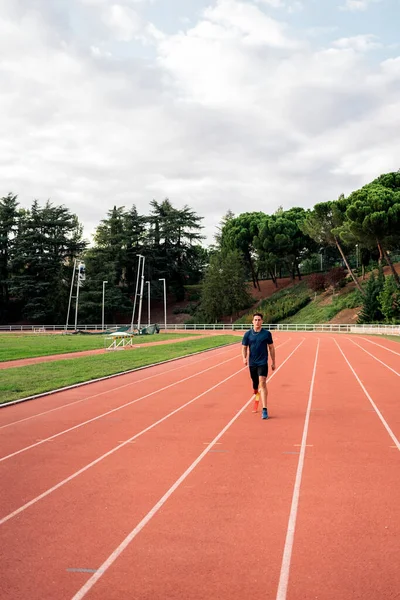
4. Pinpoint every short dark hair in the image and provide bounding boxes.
[253,312,263,320]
